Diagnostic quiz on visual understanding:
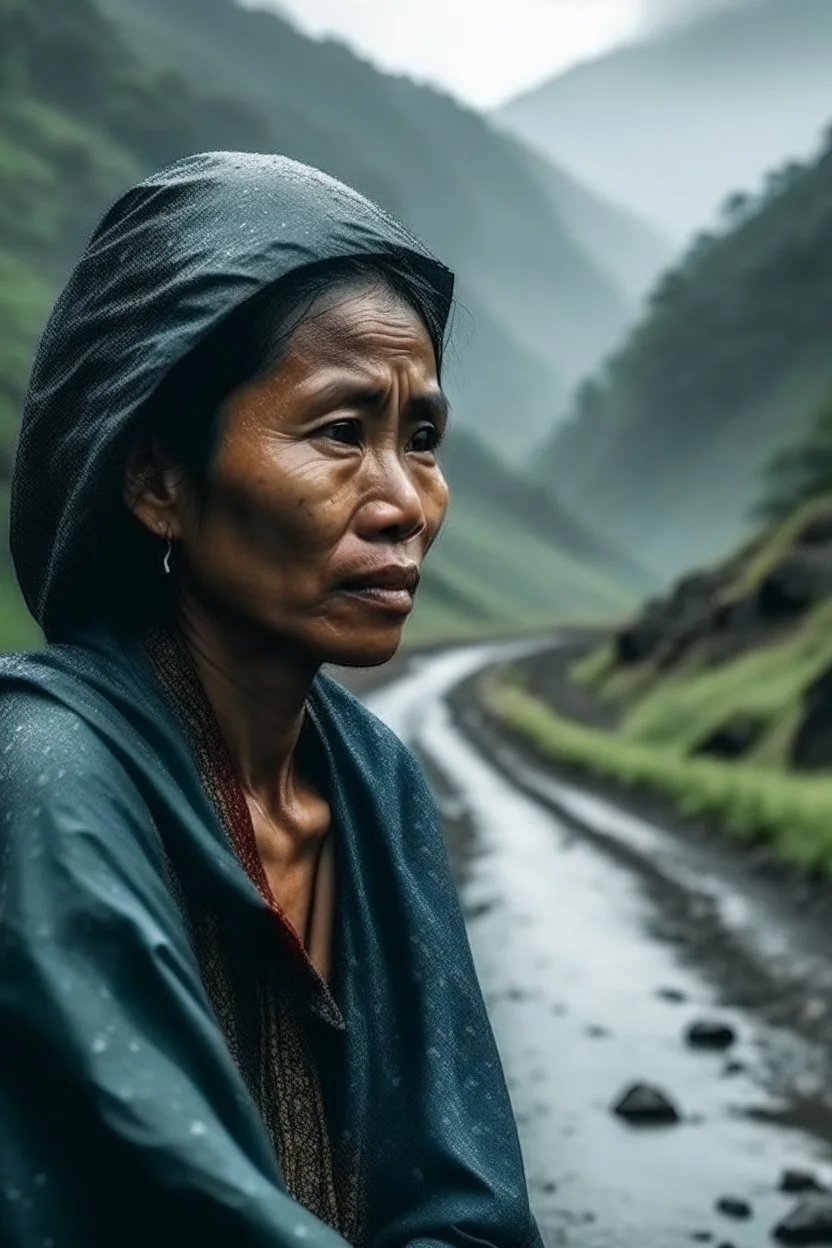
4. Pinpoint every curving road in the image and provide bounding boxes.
[364,639,832,1248]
